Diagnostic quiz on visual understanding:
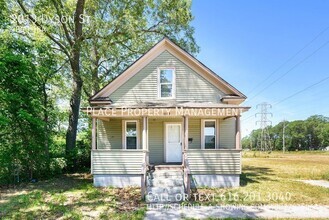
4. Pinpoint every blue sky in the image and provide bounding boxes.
[191,0,329,136]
